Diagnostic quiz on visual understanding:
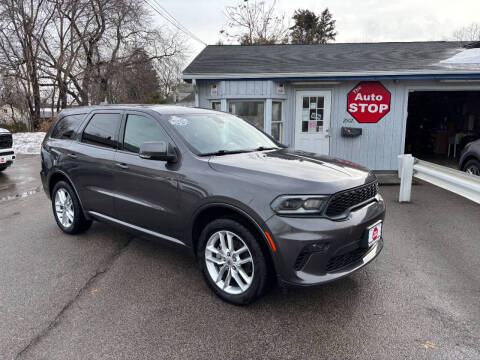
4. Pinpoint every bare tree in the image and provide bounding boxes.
[453,23,480,42]
[0,0,54,129]
[220,0,288,45]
